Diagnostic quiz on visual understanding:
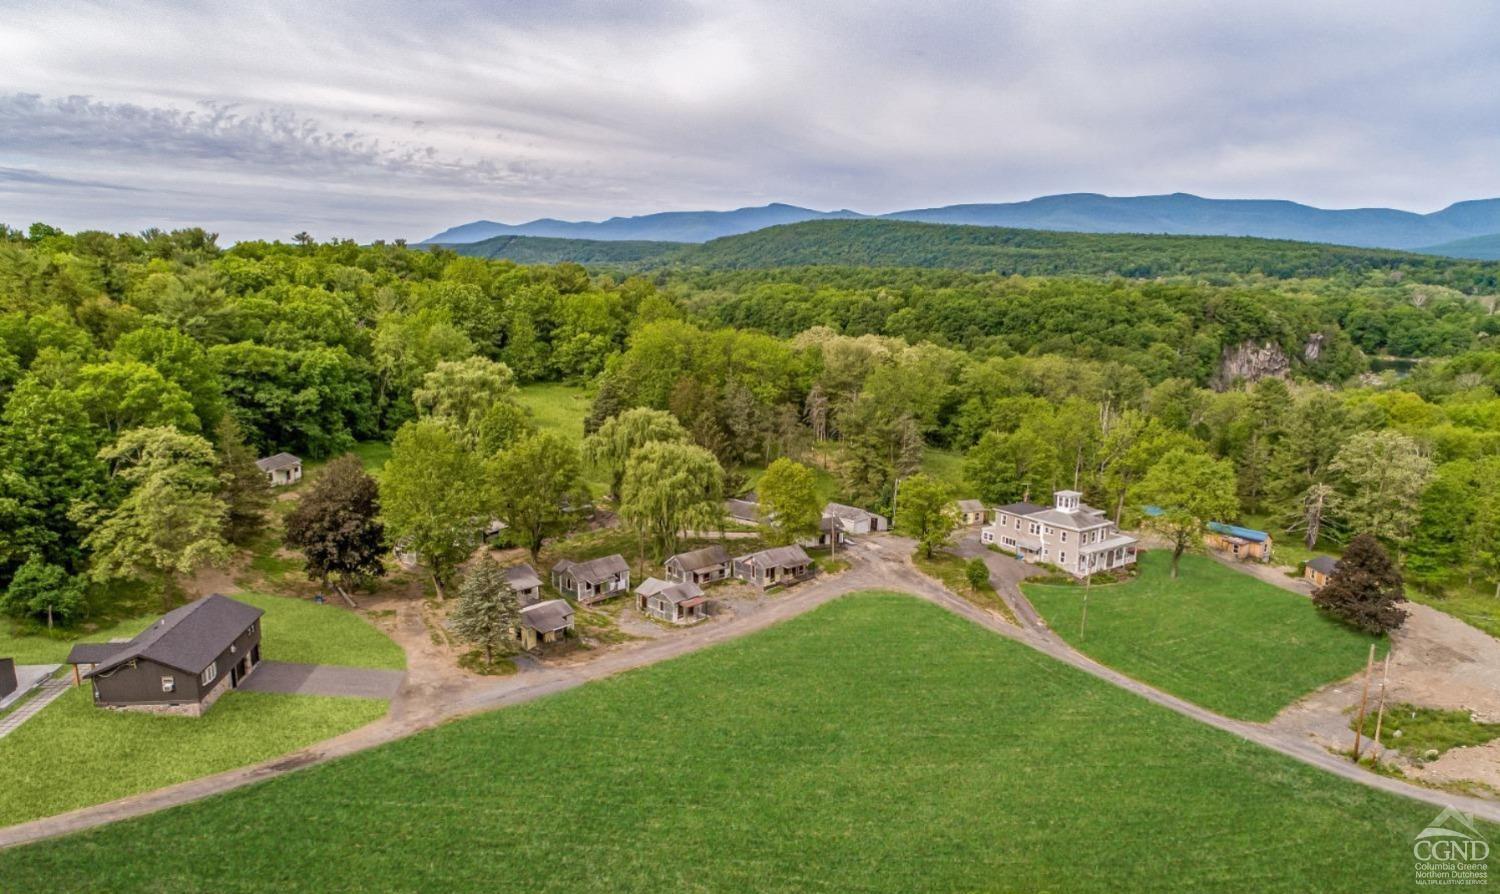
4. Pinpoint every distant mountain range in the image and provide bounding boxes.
[422,193,1500,258]
[451,219,1497,289]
